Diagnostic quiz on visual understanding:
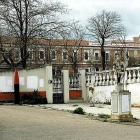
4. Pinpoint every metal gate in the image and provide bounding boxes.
[53,74,64,104]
